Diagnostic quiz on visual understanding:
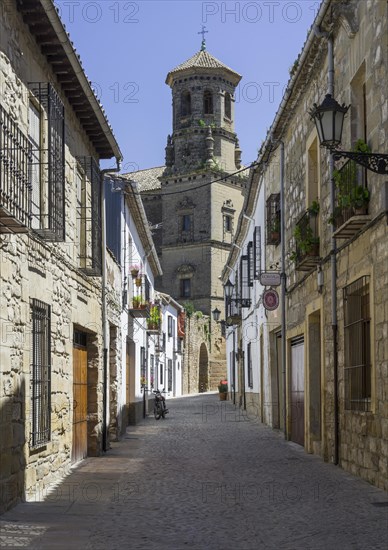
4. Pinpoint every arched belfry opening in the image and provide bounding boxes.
[198,343,209,392]
[181,91,191,116]
[204,90,213,114]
